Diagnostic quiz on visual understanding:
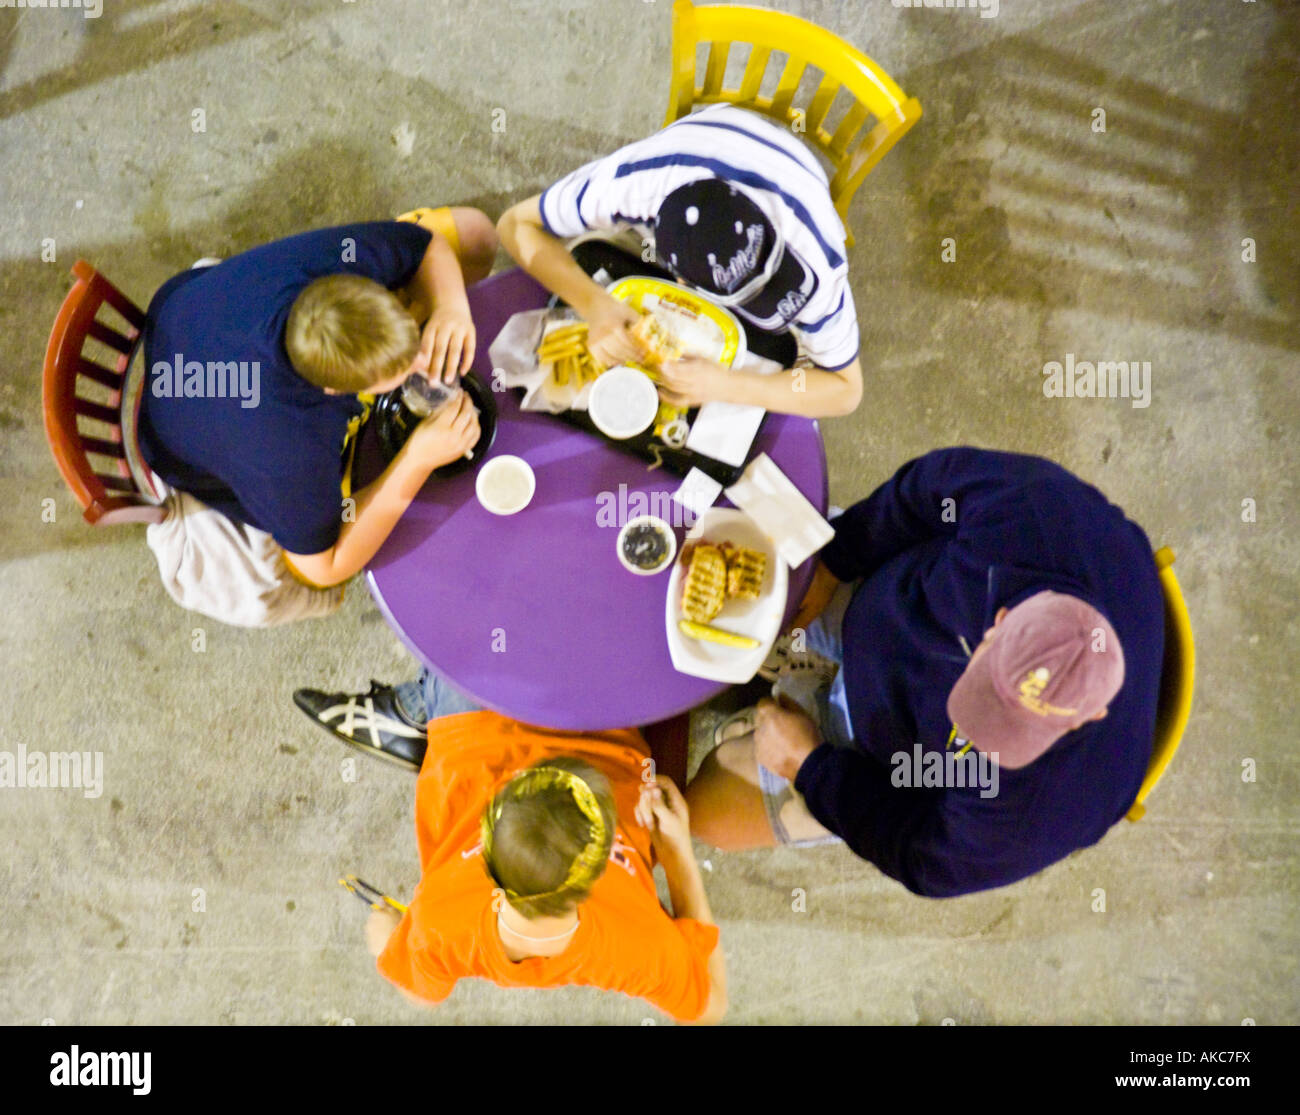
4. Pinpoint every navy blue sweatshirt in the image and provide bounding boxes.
[795,448,1165,897]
